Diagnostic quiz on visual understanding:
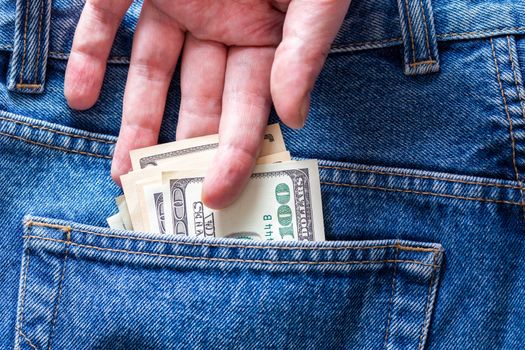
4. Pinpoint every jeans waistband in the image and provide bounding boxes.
[0,0,525,93]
